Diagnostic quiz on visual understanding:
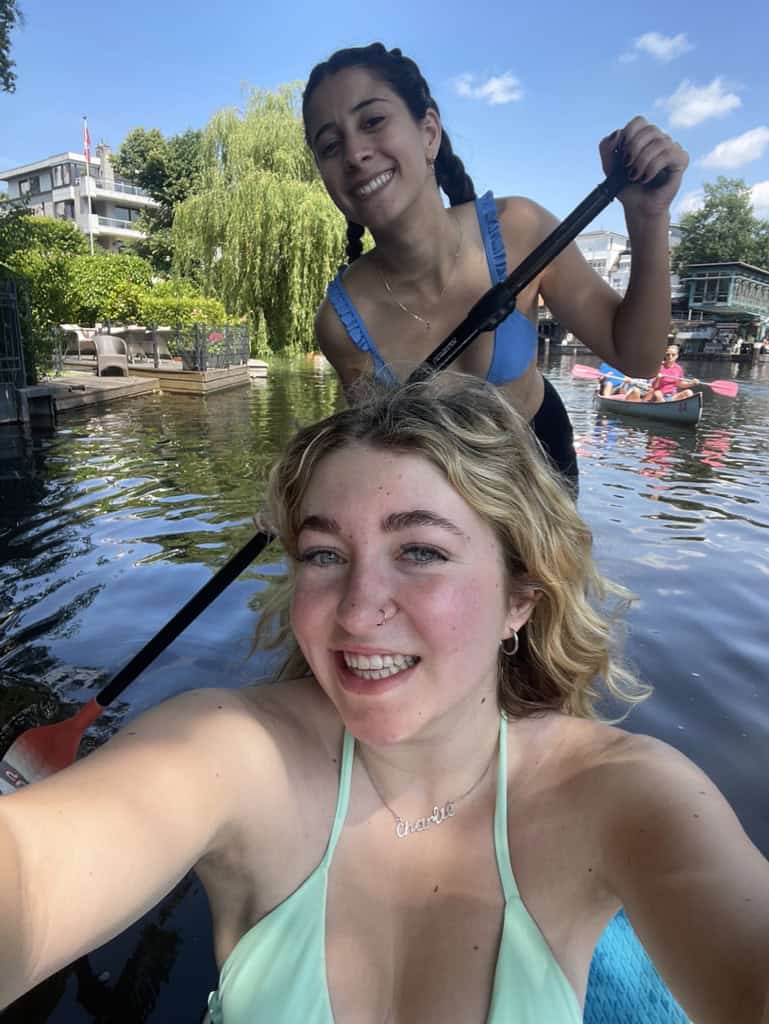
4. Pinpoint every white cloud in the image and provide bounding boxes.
[701,127,769,169]
[453,72,523,105]
[675,181,769,220]
[657,78,741,128]
[752,181,769,218]
[618,52,638,65]
[635,32,694,62]
[676,190,704,217]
